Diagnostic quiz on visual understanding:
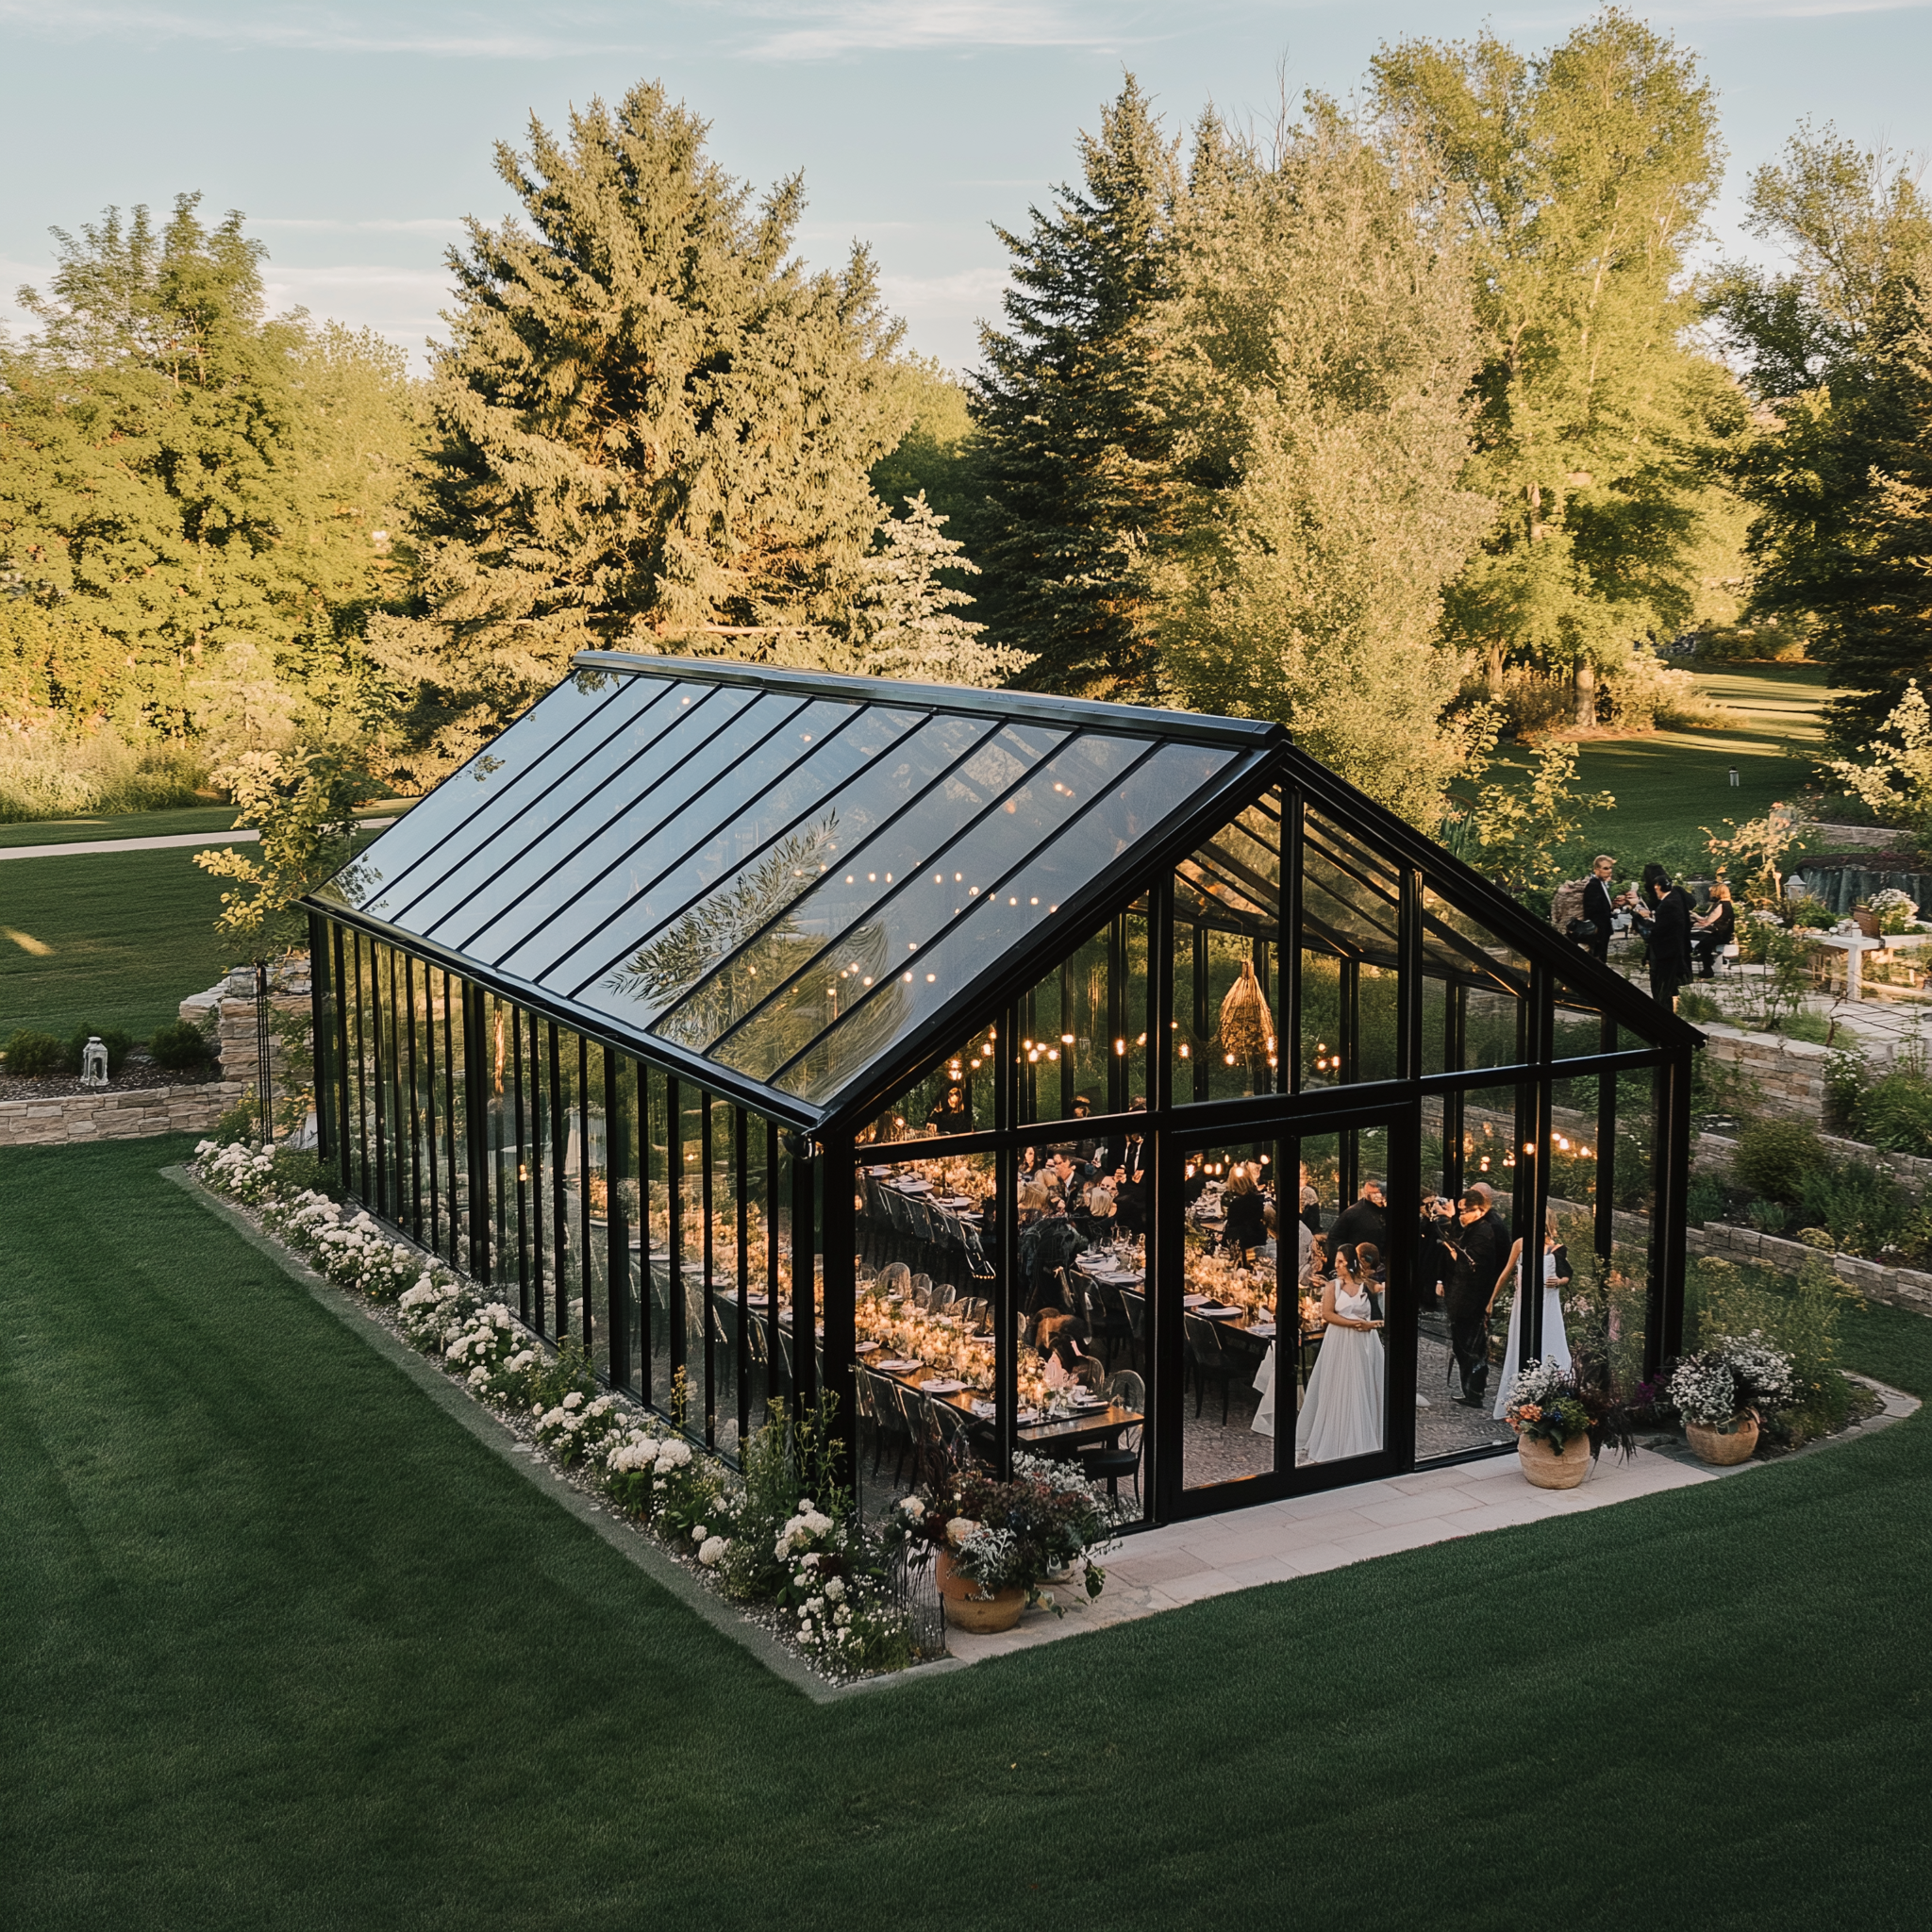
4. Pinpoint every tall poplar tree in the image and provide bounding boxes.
[1143,107,1493,822]
[1374,9,1739,726]
[970,75,1179,700]
[371,81,911,781]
